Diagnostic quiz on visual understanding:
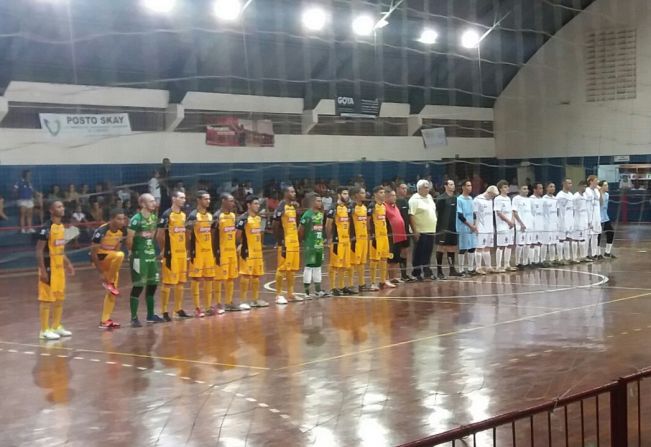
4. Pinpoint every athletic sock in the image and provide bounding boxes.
[174,284,185,312]
[436,252,444,275]
[285,271,295,297]
[330,267,338,291]
[303,267,313,288]
[213,280,222,305]
[534,246,541,264]
[447,253,455,272]
[51,301,63,328]
[275,271,284,296]
[541,244,548,262]
[606,243,613,255]
[458,253,466,272]
[40,302,51,332]
[571,241,578,260]
[225,279,235,305]
[160,285,171,314]
[399,260,407,279]
[101,293,116,322]
[379,260,388,283]
[504,247,512,268]
[496,248,503,269]
[251,277,260,300]
[240,276,250,302]
[515,246,522,265]
[204,280,213,309]
[475,251,483,269]
[357,264,365,286]
[130,296,139,319]
[370,261,378,284]
[482,251,491,269]
[145,292,155,319]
